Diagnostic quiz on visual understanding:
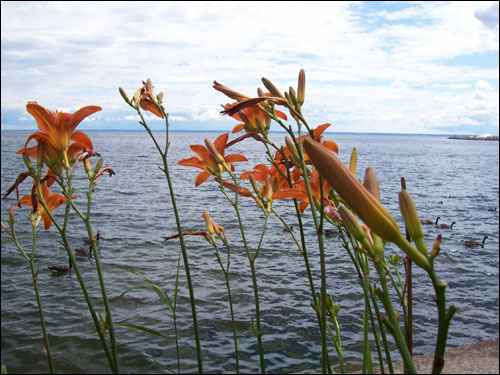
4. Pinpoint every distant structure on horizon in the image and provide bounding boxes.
[448,133,499,141]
